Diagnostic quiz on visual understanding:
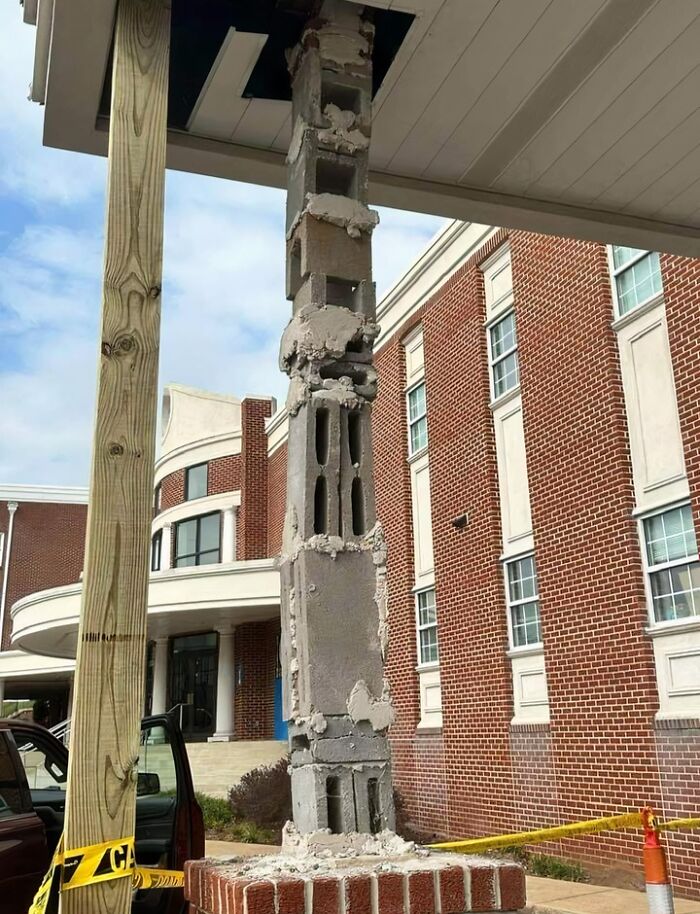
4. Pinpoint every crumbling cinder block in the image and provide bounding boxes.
[279,0,395,836]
